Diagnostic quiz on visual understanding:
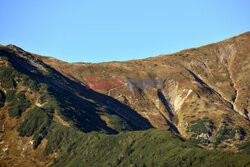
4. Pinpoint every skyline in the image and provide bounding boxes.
[1,0,250,63]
